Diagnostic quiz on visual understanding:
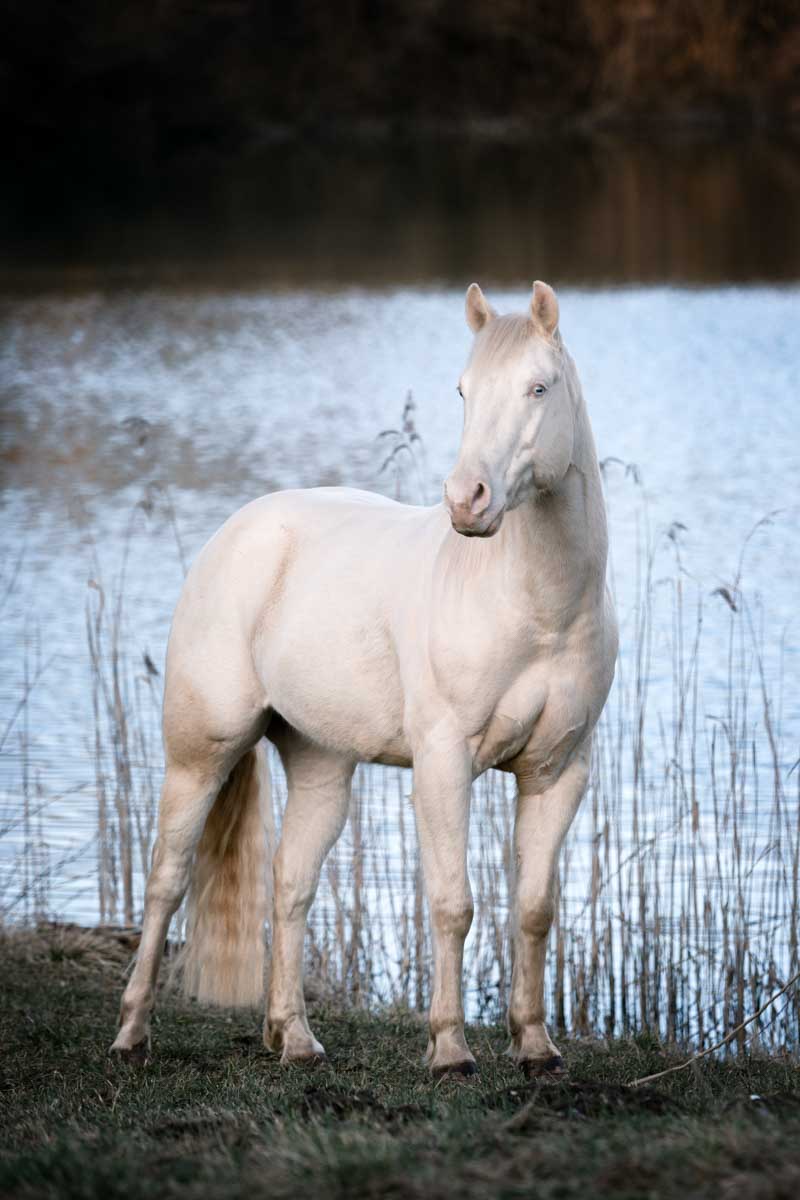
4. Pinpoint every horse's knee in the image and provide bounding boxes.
[517,888,555,940]
[430,891,474,939]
